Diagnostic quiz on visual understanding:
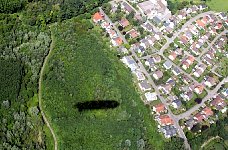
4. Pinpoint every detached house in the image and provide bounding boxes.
[153,103,166,114]
[210,95,227,113]
[182,55,195,70]
[153,70,163,80]
[93,12,104,23]
[119,18,130,28]
[194,84,204,94]
[158,115,174,126]
[193,64,207,77]
[168,51,177,61]
[139,80,152,91]
[204,76,217,88]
